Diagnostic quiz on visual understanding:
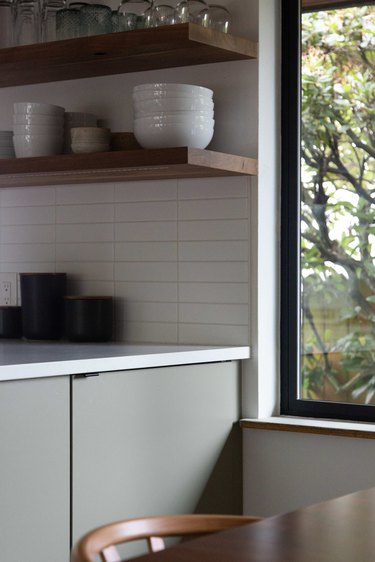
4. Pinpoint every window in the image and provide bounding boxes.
[281,0,375,421]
